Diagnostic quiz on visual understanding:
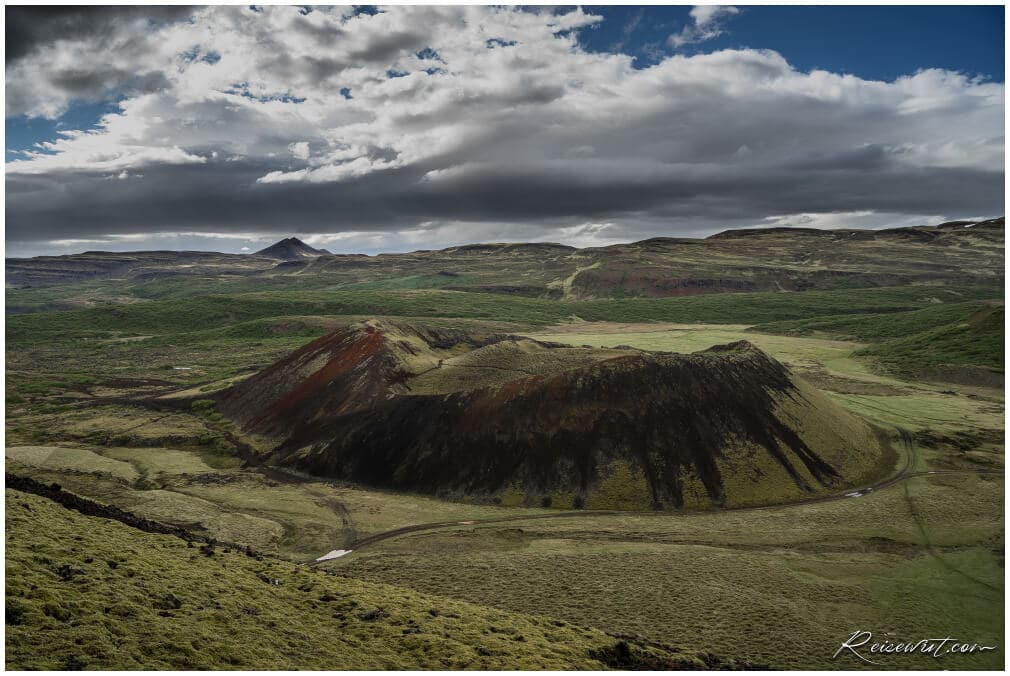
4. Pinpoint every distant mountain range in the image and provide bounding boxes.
[5,218,1003,296]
